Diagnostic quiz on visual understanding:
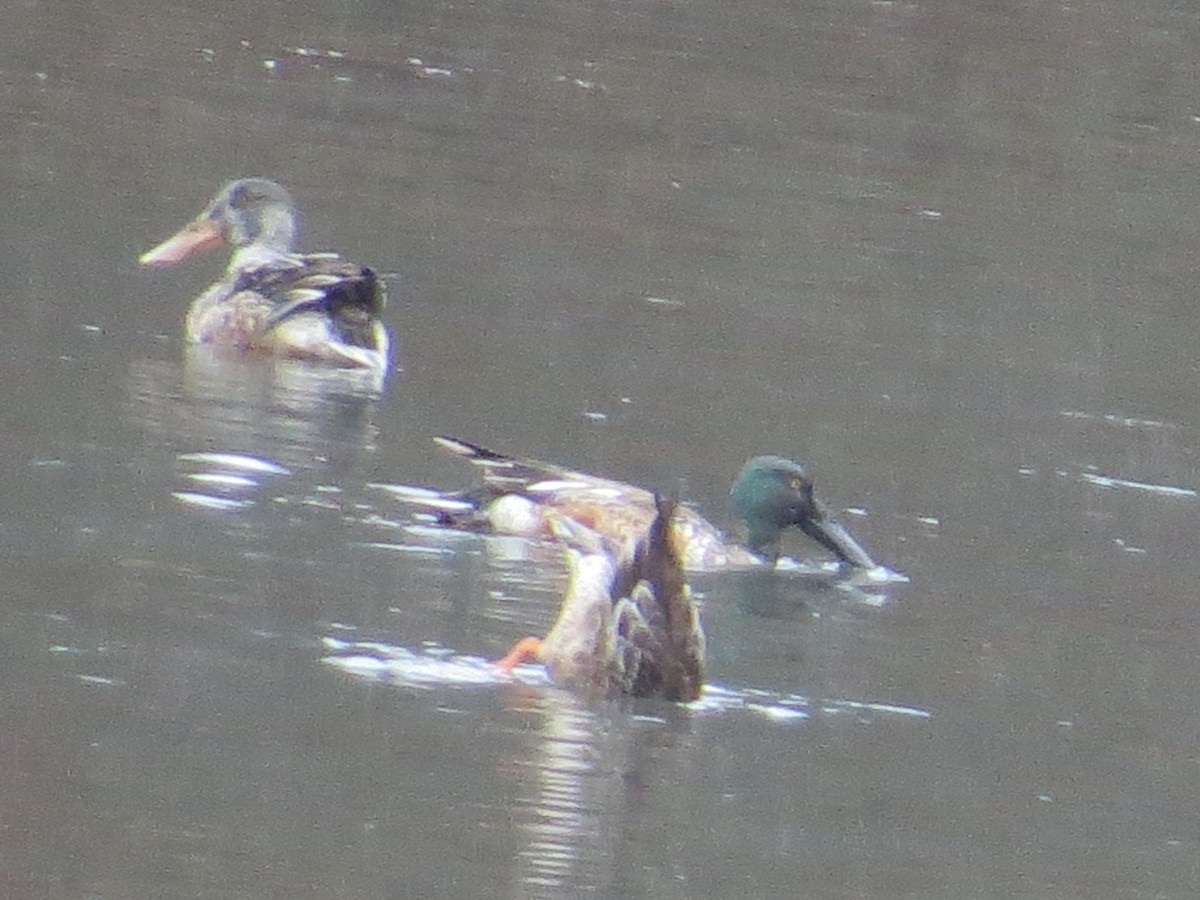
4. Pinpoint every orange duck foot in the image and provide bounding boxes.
[496,636,544,672]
